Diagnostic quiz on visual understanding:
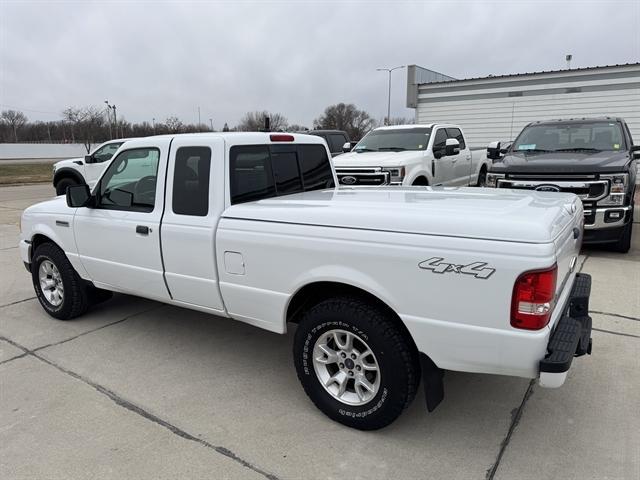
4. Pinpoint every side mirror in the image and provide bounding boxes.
[487,141,502,160]
[84,155,95,164]
[632,145,640,159]
[445,138,460,156]
[343,142,352,153]
[66,184,91,207]
[500,142,512,154]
